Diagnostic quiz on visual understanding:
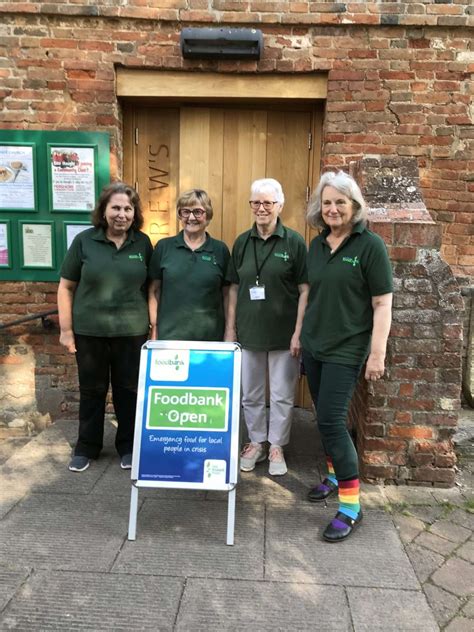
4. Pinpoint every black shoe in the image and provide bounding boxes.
[307,478,338,502]
[323,510,363,542]
[68,455,90,472]
[120,453,133,469]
